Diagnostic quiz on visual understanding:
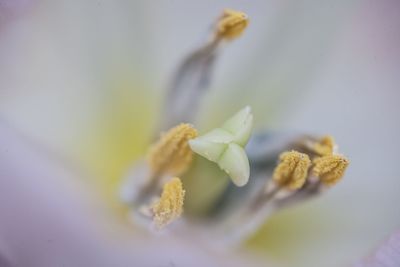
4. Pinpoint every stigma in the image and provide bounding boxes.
[189,106,253,187]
